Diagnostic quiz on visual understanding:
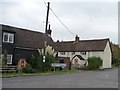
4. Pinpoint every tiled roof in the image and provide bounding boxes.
[1,24,55,49]
[55,39,109,52]
[1,24,110,52]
